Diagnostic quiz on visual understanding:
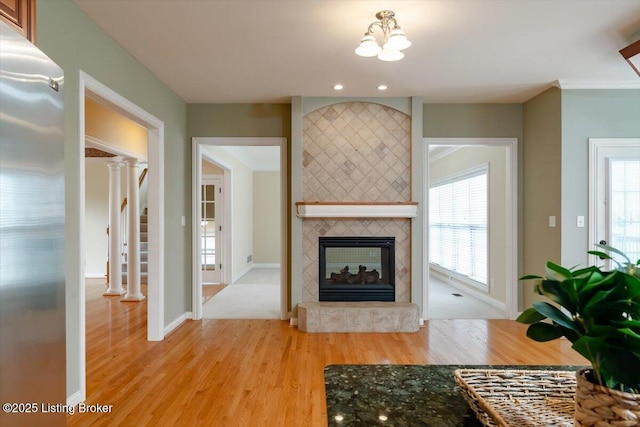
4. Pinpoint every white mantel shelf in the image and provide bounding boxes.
[295,201,418,219]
